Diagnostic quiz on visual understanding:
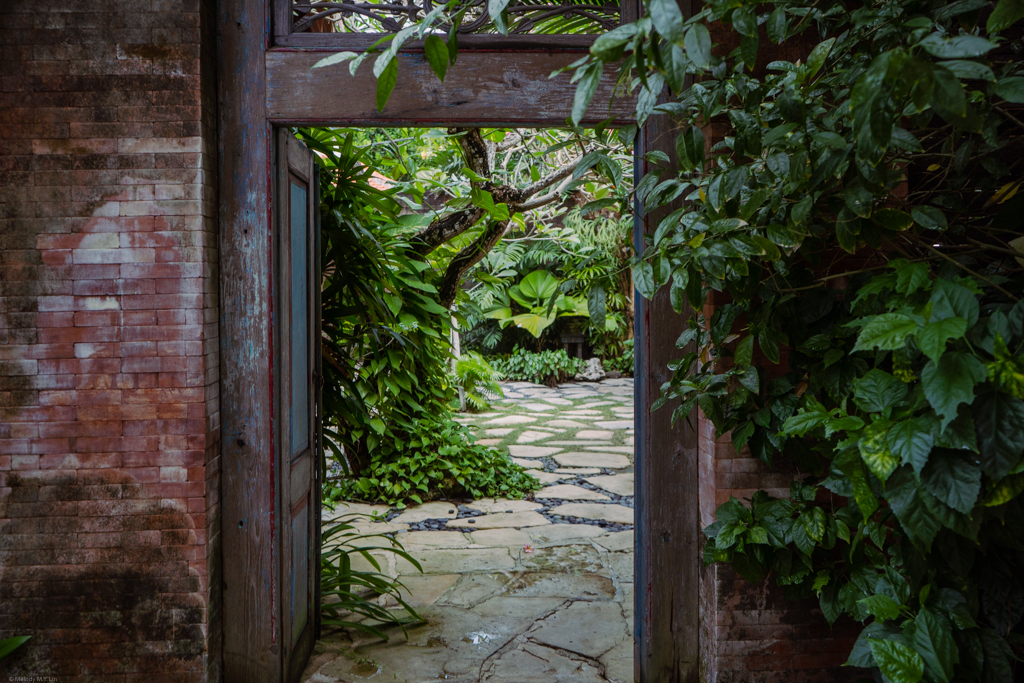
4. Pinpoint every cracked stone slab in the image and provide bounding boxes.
[466,499,545,514]
[554,467,603,475]
[535,484,610,501]
[388,573,461,607]
[527,471,570,485]
[518,402,557,411]
[396,547,515,574]
[584,446,633,454]
[510,457,543,469]
[526,524,608,547]
[593,530,633,552]
[508,445,563,458]
[601,638,634,683]
[553,452,631,469]
[486,414,537,425]
[440,573,512,608]
[584,473,634,497]
[593,419,630,430]
[548,503,634,524]
[574,430,615,440]
[401,530,473,550]
[469,528,532,548]
[543,440,615,447]
[543,419,590,428]
[395,501,460,524]
[484,427,515,436]
[484,642,606,682]
[477,438,501,445]
[447,511,551,530]
[530,601,627,658]
[516,430,562,444]
[538,397,573,405]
